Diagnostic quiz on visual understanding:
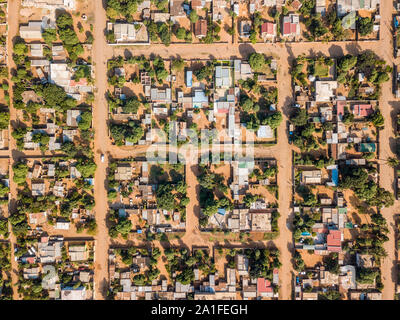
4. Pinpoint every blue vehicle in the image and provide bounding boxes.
[288,123,294,144]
